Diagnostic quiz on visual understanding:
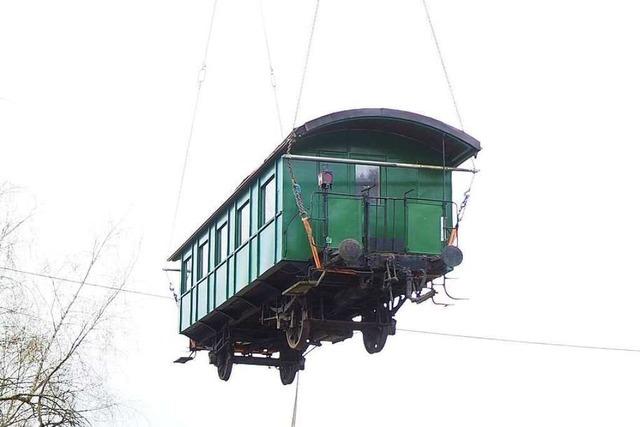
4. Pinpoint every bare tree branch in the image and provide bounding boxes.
[1,183,132,426]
